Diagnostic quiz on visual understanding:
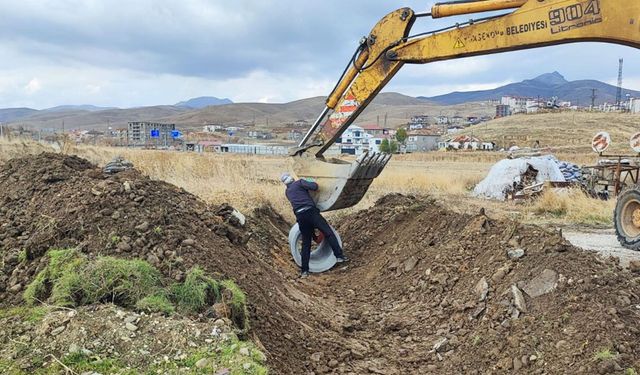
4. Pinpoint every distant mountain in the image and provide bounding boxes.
[175,96,233,109]
[0,92,495,130]
[43,105,117,113]
[422,72,640,105]
[0,108,38,122]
